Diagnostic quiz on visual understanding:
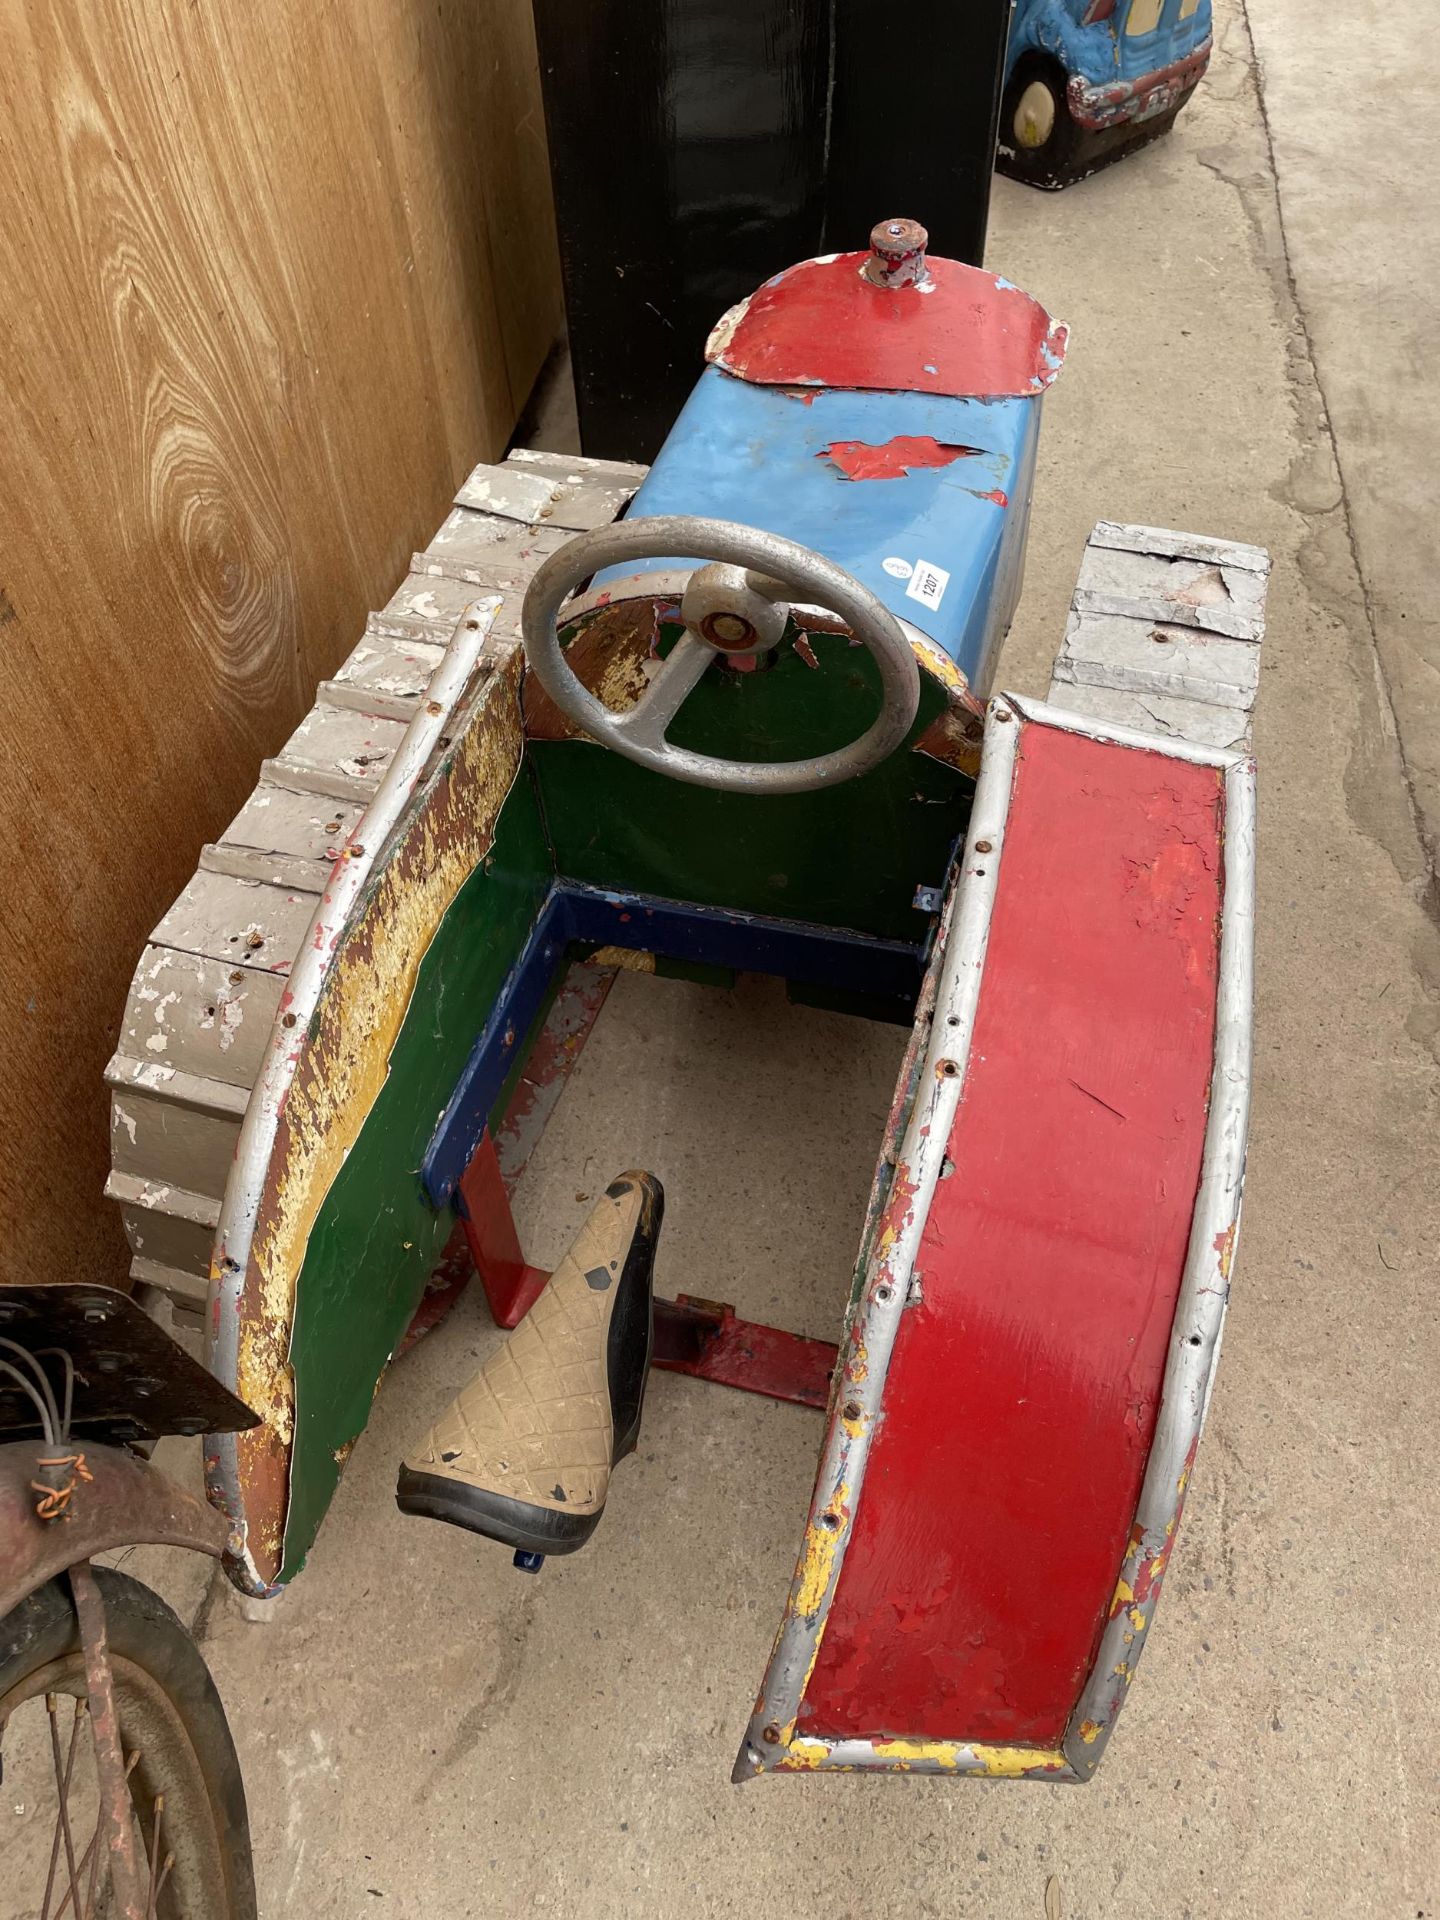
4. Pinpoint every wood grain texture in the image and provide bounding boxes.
[0,0,561,1288]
